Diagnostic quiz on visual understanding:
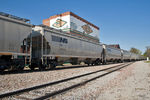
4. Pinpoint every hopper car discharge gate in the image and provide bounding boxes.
[30,29,57,70]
